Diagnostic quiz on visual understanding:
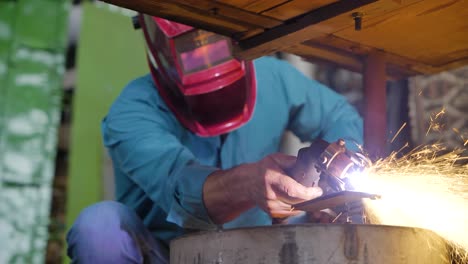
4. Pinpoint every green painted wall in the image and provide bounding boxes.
[66,1,147,257]
[0,0,70,263]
